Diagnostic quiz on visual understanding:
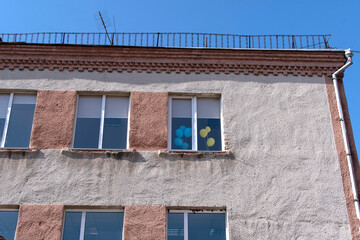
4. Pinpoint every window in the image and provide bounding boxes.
[167,210,226,240]
[0,210,19,240]
[73,95,129,149]
[169,97,222,151]
[63,210,124,240]
[0,93,36,148]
